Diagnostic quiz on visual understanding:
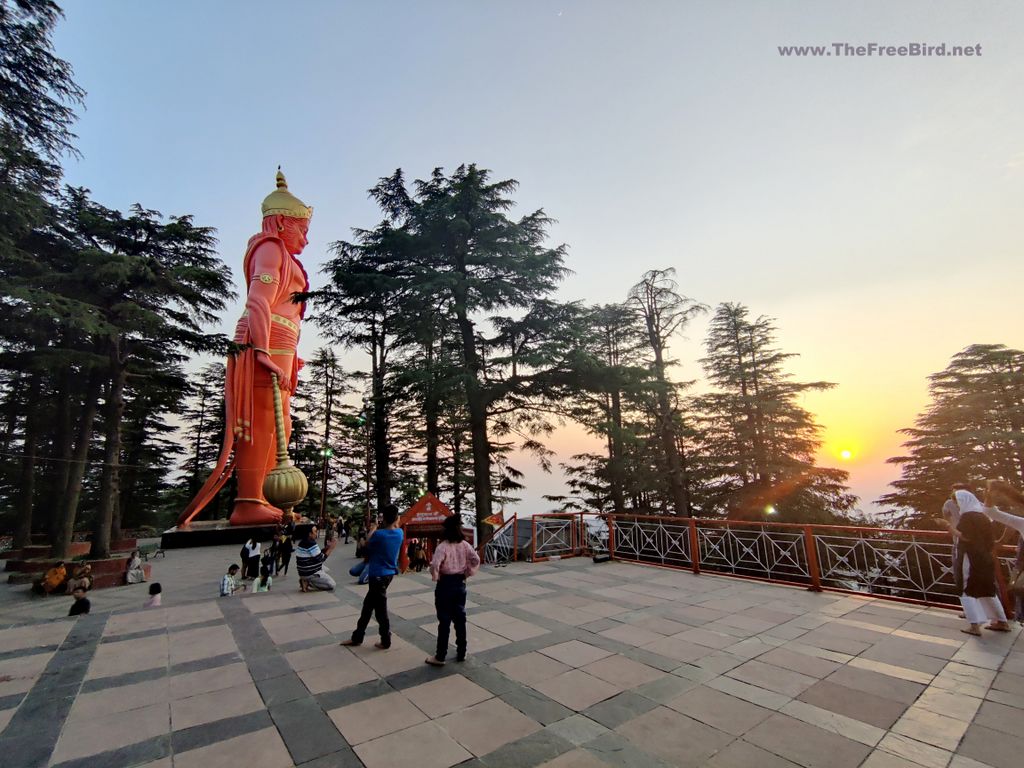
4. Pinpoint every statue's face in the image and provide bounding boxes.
[281,217,310,255]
